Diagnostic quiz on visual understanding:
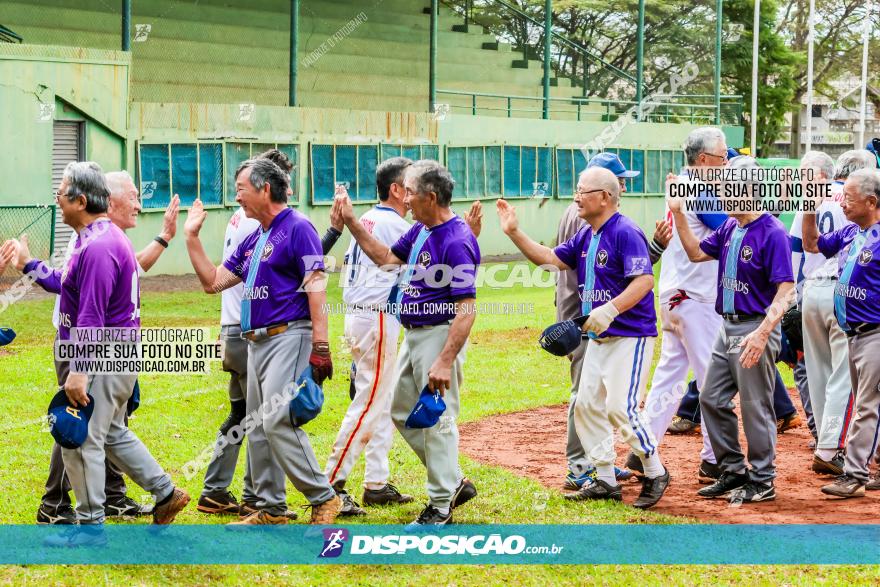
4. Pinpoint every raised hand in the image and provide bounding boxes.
[183,197,207,238]
[495,199,519,235]
[161,194,181,241]
[464,200,483,238]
